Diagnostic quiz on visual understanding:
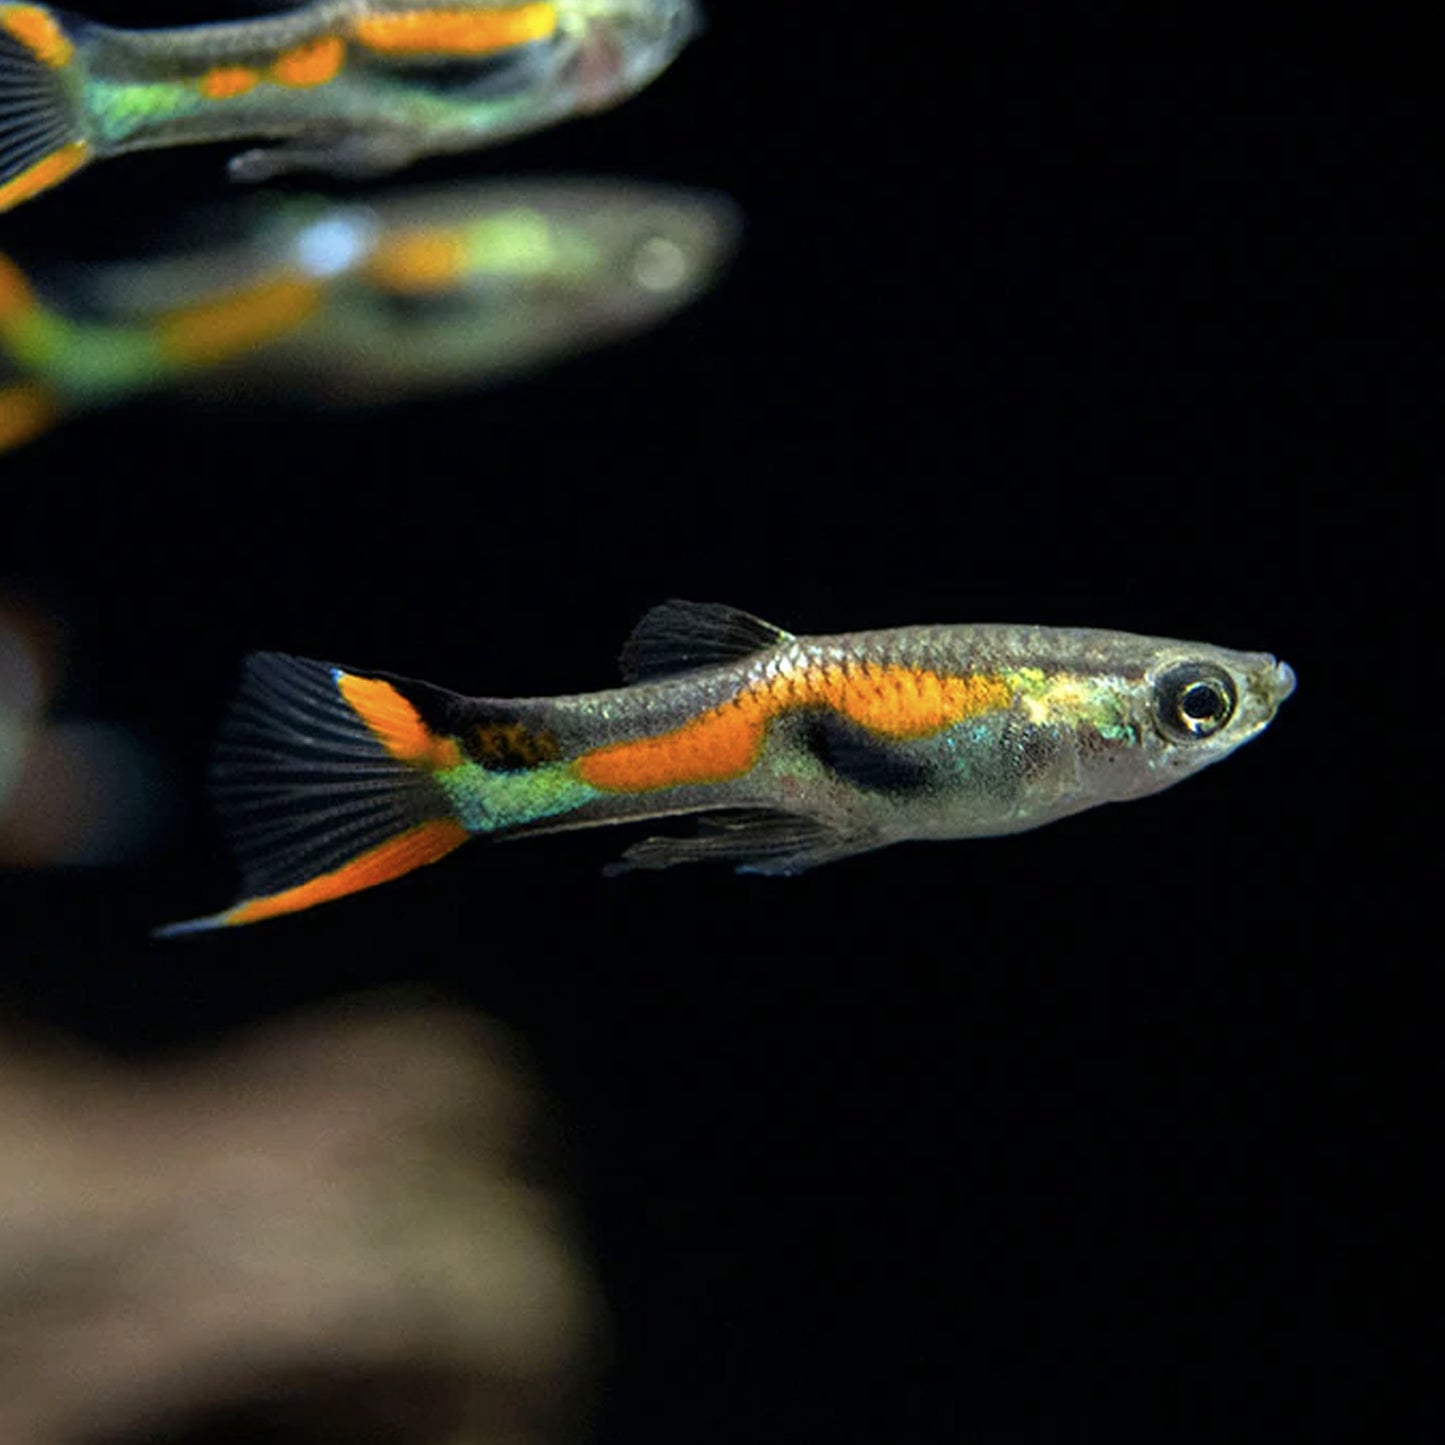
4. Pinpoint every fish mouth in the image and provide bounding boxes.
[1248,657,1297,717]
[1269,659,1298,706]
